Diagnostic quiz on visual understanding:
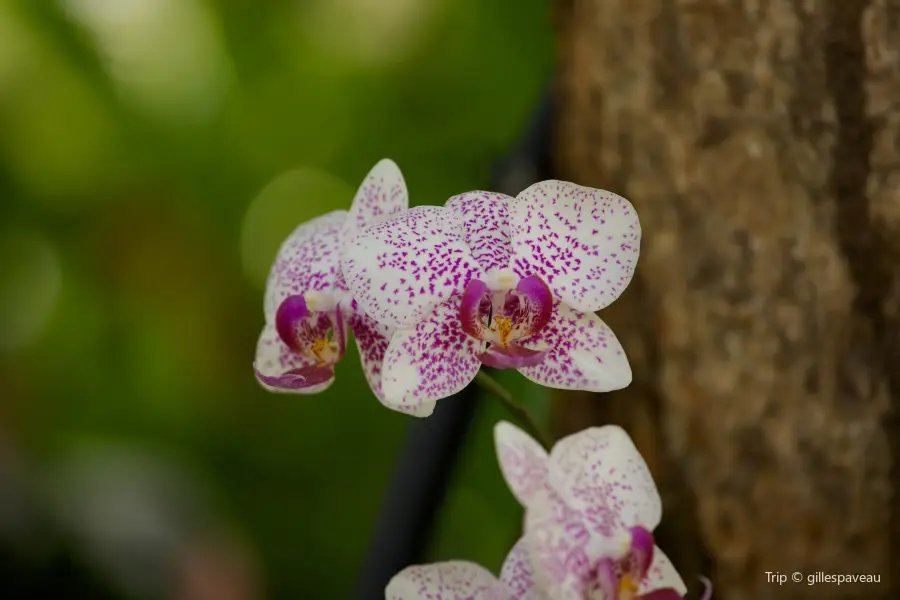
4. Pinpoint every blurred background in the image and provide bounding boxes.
[0,0,555,598]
